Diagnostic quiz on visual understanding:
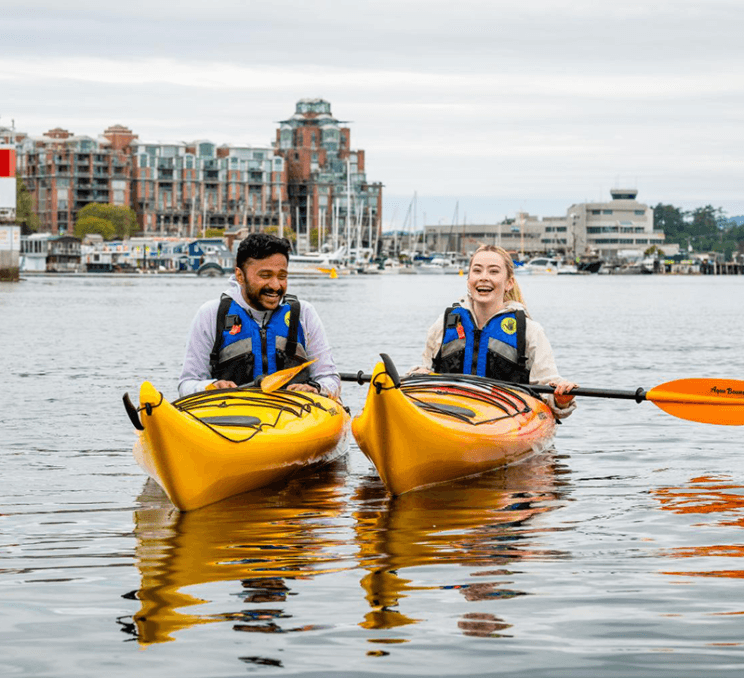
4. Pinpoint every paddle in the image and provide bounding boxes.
[339,367,744,426]
[257,359,317,393]
[204,359,318,393]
